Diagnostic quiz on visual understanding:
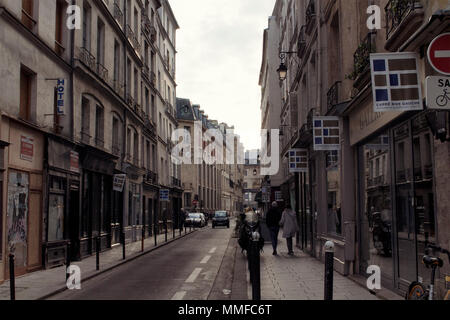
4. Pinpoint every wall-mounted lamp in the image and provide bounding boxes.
[277,51,298,81]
